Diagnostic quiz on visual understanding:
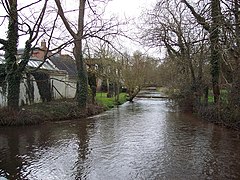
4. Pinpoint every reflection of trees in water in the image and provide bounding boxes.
[0,121,93,179]
[0,126,43,179]
[2,107,240,179]
[202,127,240,179]
[201,126,222,178]
[71,121,93,179]
[125,101,143,114]
[0,132,24,179]
[164,112,240,179]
